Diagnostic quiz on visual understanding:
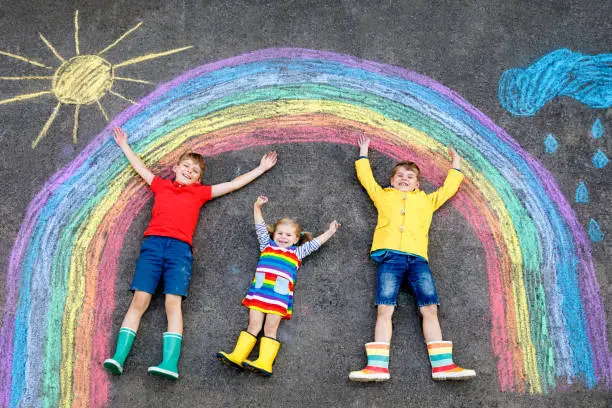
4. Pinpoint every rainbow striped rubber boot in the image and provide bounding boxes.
[348,342,390,381]
[427,340,476,380]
